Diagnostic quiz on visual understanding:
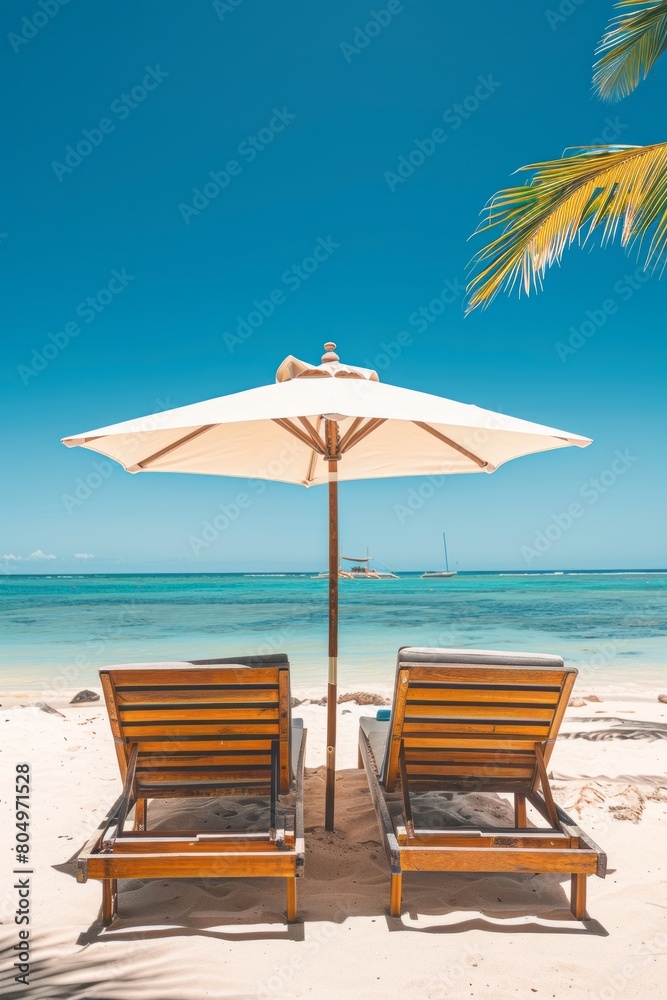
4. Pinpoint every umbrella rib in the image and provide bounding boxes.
[338,416,364,451]
[129,424,218,471]
[273,418,325,453]
[413,421,489,469]
[340,418,386,453]
[297,416,326,452]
